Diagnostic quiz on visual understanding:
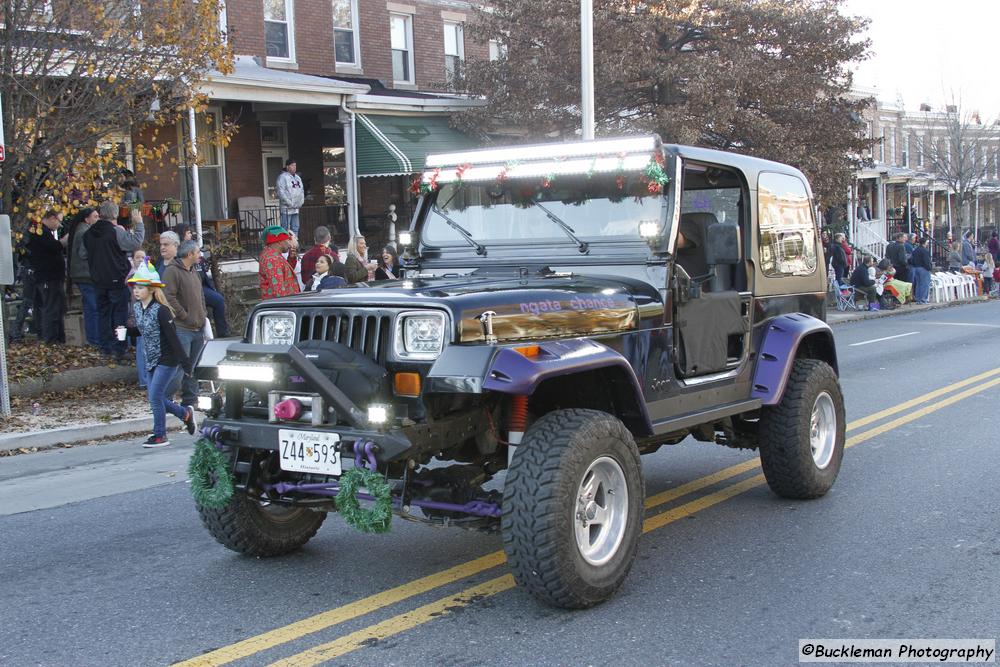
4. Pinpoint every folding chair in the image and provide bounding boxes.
[833,282,860,311]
